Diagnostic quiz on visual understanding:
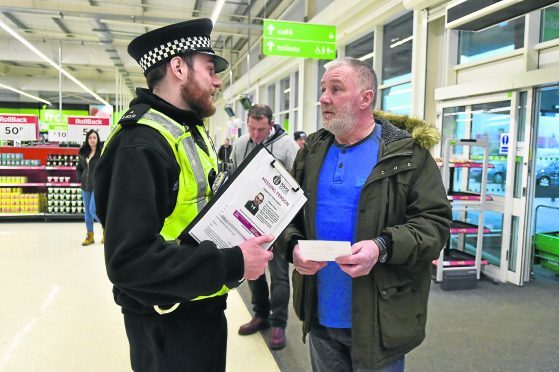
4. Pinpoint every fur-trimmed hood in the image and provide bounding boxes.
[374,110,440,150]
[307,111,441,152]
